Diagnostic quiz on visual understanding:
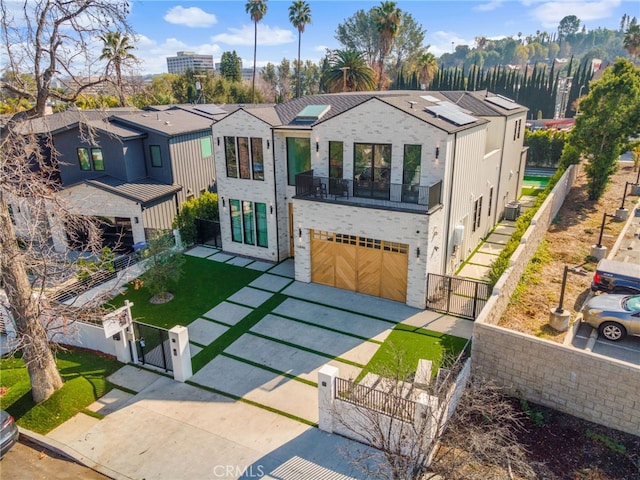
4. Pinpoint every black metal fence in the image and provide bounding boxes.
[195,218,221,247]
[132,321,172,372]
[426,274,492,320]
[335,377,417,422]
[50,253,139,303]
